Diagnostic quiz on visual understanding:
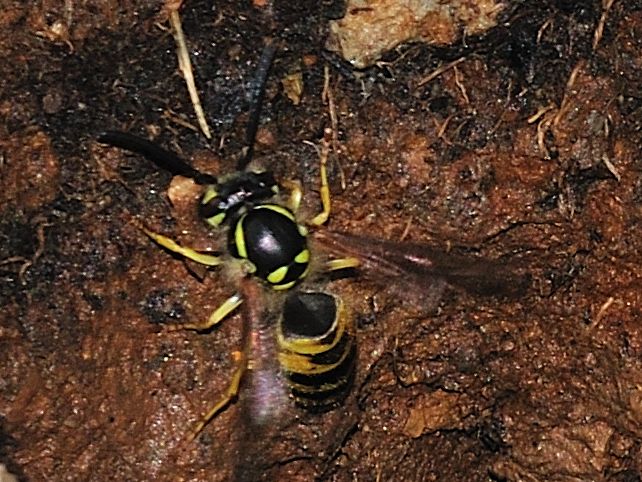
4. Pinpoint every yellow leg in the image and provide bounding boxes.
[167,293,243,332]
[187,352,247,441]
[141,226,222,266]
[325,257,360,272]
[281,179,303,213]
[309,129,332,226]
